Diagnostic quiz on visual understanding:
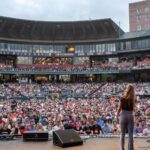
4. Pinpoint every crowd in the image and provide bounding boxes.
[0,63,12,70]
[0,83,150,137]
[0,83,150,99]
[0,58,149,72]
